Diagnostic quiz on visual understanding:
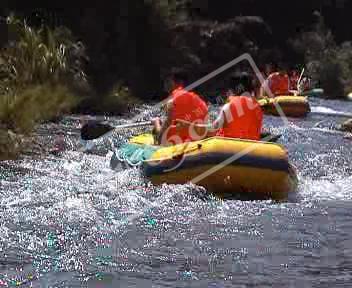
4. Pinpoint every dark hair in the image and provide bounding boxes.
[172,71,188,85]
[272,63,279,71]
[231,72,254,94]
